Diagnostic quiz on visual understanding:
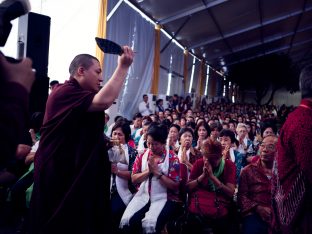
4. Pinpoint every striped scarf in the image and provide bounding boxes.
[208,158,225,191]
